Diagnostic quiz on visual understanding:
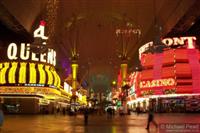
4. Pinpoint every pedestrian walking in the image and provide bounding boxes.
[146,106,157,130]
[84,108,89,125]
[0,99,4,130]
[107,107,112,119]
[136,107,140,115]
[0,109,4,127]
